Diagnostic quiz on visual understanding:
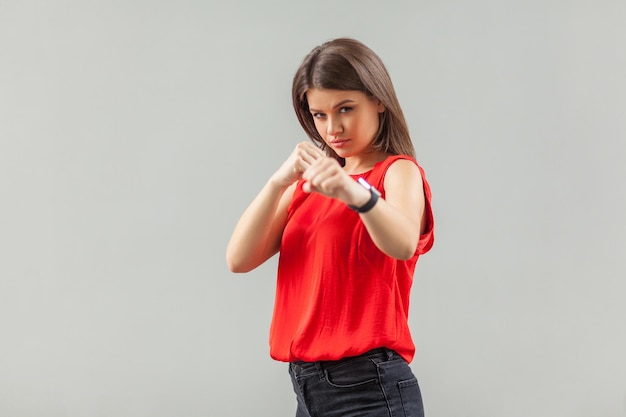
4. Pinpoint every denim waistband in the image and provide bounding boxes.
[290,348,396,376]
